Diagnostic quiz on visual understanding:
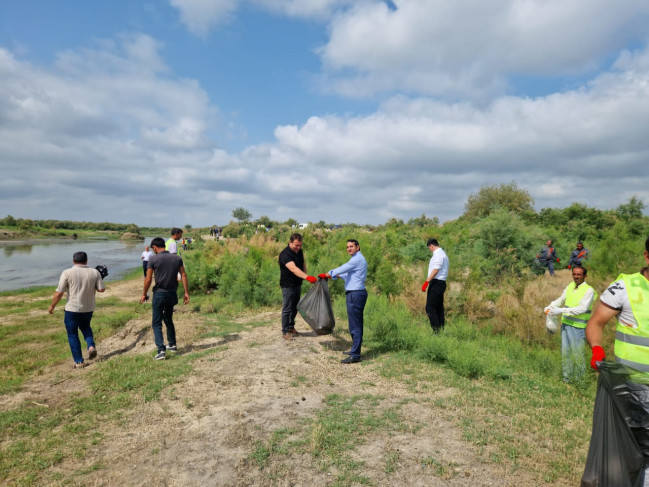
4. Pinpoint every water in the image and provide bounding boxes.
[0,238,154,292]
